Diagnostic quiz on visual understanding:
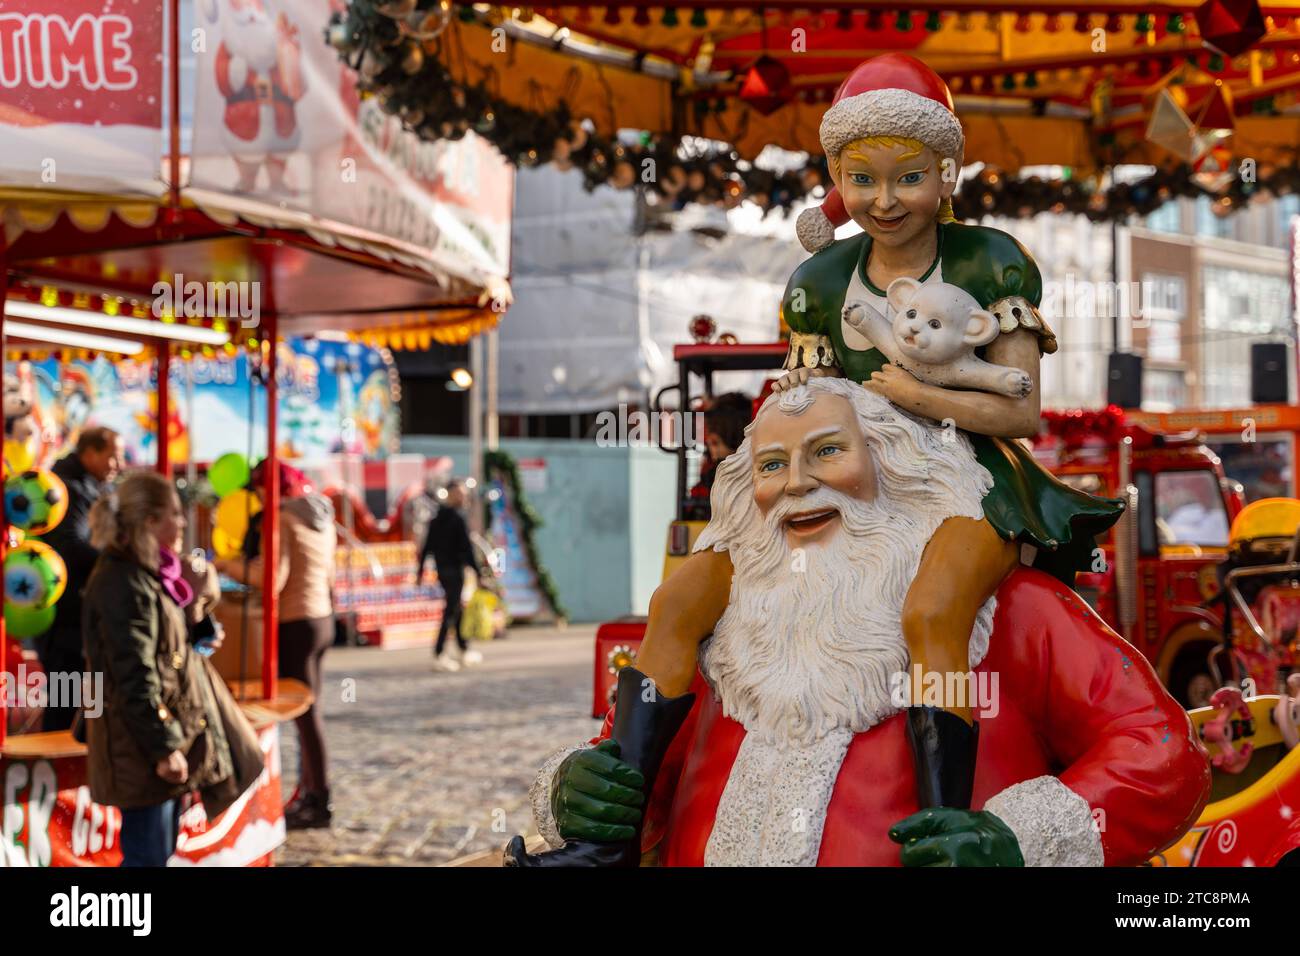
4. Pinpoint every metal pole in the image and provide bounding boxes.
[185,357,197,548]
[156,342,171,476]
[1289,216,1299,404]
[0,242,8,749]
[167,0,182,215]
[486,327,499,452]
[258,248,279,701]
[339,361,356,645]
[1110,218,1120,357]
[468,335,484,534]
